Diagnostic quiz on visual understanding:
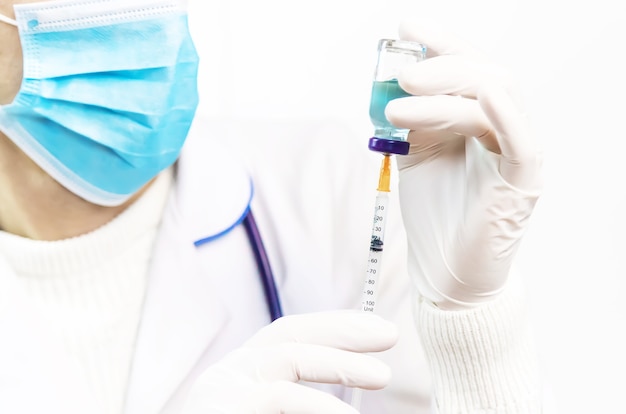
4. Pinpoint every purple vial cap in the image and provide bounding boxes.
[368,137,410,155]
